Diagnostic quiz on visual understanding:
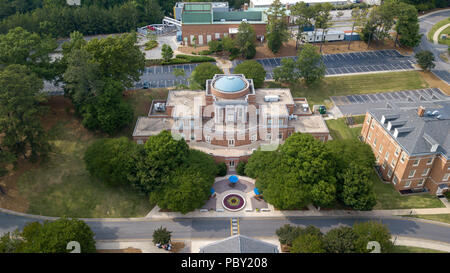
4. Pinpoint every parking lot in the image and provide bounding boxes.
[135,63,216,89]
[331,88,450,116]
[232,49,416,80]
